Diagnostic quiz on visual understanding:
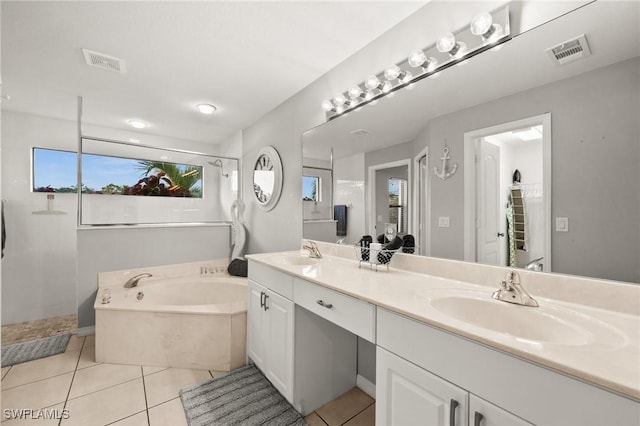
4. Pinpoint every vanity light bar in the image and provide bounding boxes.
[322,5,510,120]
